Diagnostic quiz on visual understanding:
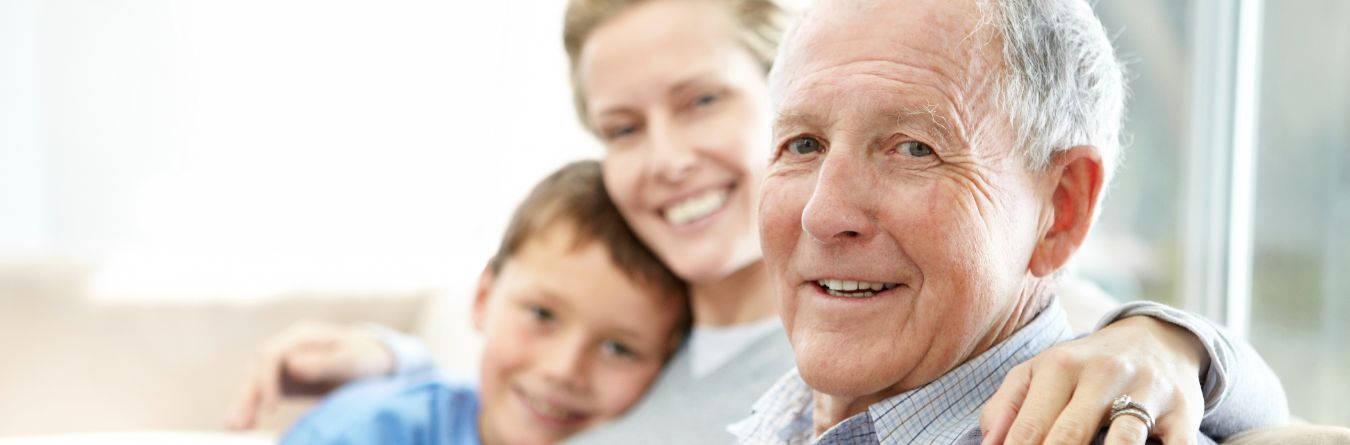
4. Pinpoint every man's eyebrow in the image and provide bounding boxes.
[889,103,961,145]
[772,111,823,130]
